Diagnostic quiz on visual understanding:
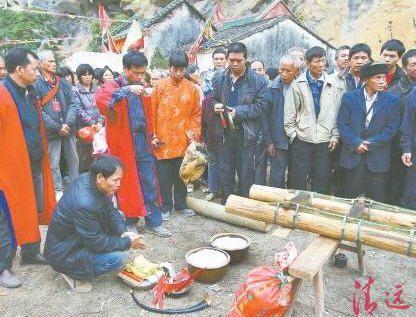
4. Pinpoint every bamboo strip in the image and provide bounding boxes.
[249,185,416,229]
[186,197,272,233]
[225,195,416,257]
